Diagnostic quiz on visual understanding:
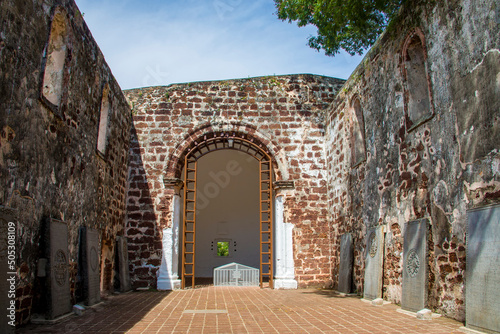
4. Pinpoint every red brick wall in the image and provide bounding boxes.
[124,74,345,288]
